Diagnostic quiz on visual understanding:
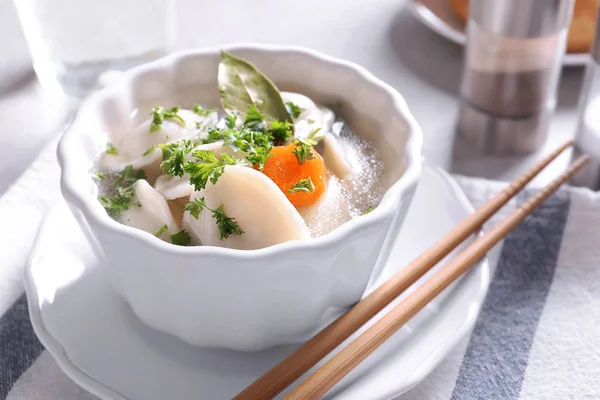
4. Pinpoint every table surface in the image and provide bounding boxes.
[0,1,589,399]
[0,0,585,193]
